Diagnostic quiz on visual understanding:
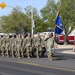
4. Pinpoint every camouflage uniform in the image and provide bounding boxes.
[10,35,16,58]
[16,34,22,58]
[0,36,2,55]
[25,33,32,58]
[5,35,11,57]
[1,35,6,57]
[21,35,26,58]
[46,34,57,60]
[35,33,42,58]
[31,35,36,57]
[41,35,46,57]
